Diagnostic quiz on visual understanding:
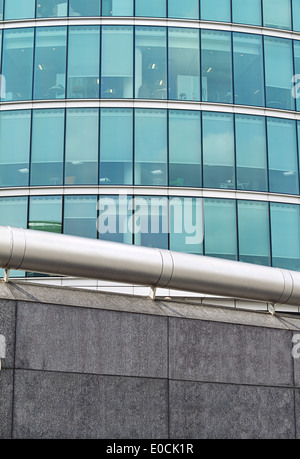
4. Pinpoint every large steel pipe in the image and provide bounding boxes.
[1,225,300,306]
